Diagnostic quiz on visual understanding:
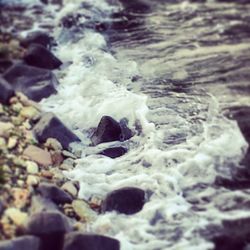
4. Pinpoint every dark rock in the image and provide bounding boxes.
[33,112,80,150]
[63,232,120,250]
[24,44,62,70]
[91,116,132,146]
[26,211,71,250]
[0,77,14,105]
[20,31,52,48]
[0,236,40,250]
[37,182,73,204]
[0,59,13,73]
[102,187,146,215]
[119,118,133,141]
[99,147,127,158]
[3,63,57,102]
